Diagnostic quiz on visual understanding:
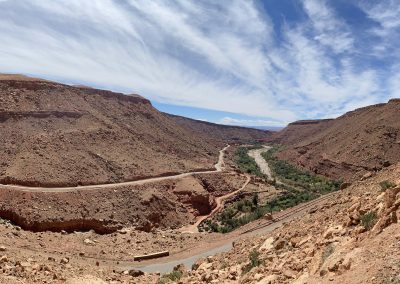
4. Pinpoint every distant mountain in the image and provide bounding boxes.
[169,114,271,143]
[248,125,284,131]
[269,101,400,181]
